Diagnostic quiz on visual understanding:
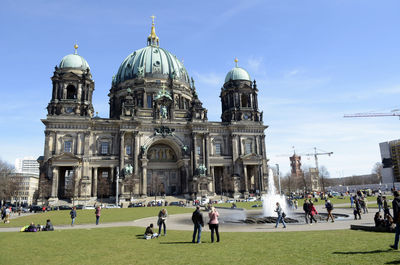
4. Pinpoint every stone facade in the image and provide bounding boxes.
[38,24,269,204]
